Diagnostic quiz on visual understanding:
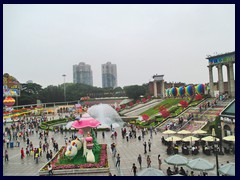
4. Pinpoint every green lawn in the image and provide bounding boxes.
[57,145,101,165]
